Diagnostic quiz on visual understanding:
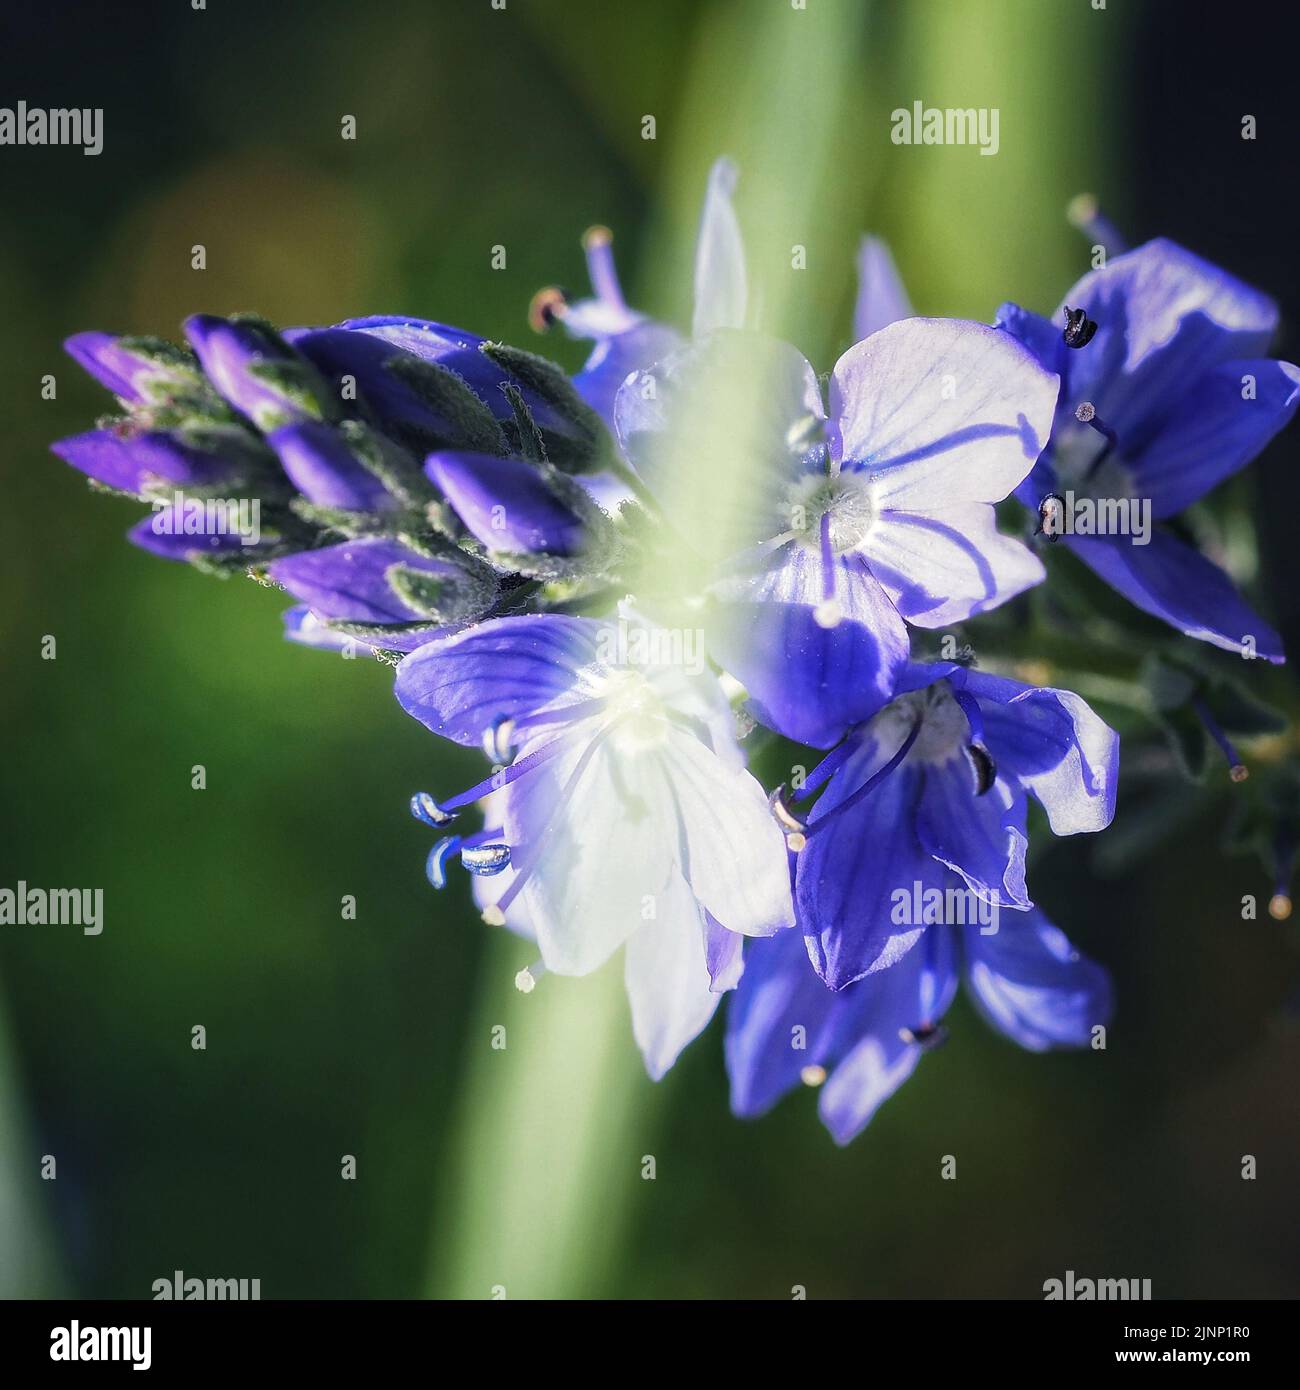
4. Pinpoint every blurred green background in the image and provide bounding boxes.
[1,0,1297,1298]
